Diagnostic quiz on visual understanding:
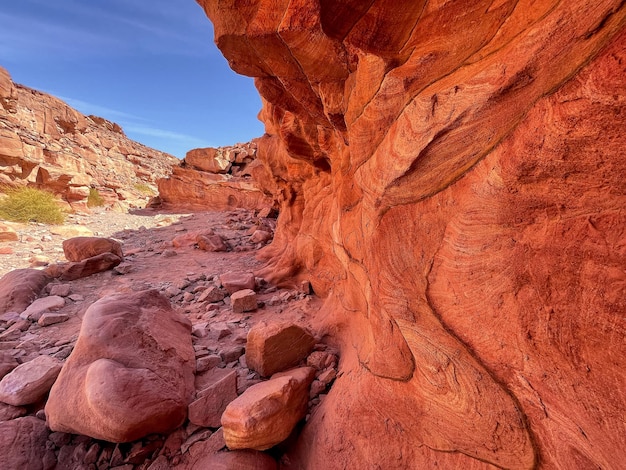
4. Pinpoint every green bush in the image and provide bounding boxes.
[87,187,105,207]
[133,183,156,196]
[0,187,65,224]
